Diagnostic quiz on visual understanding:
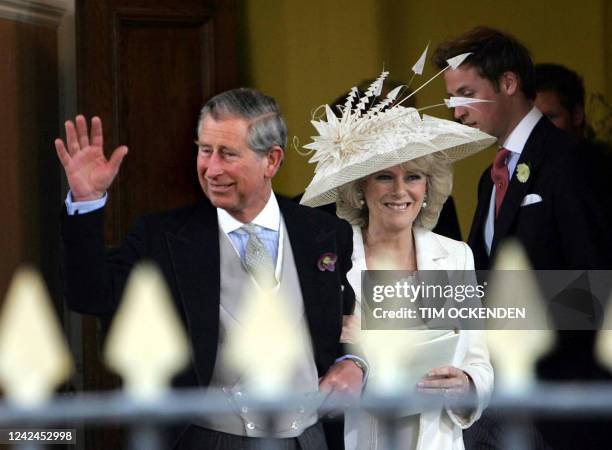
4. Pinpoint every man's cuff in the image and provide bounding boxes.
[336,355,369,386]
[65,191,107,215]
